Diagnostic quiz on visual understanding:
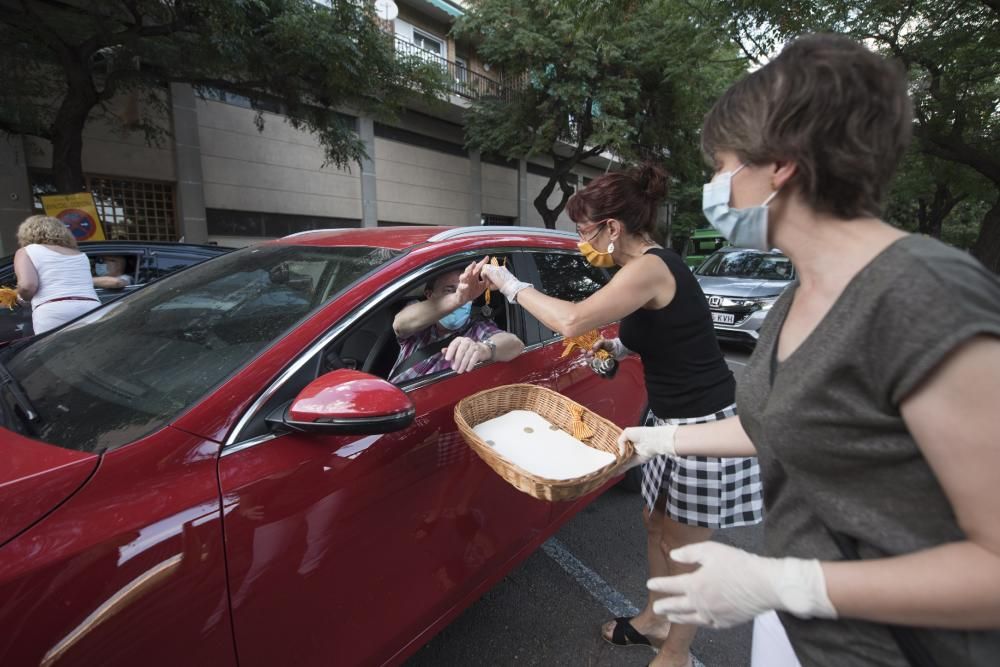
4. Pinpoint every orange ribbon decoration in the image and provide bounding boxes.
[569,404,594,441]
[0,287,19,310]
[561,329,610,360]
[483,256,507,306]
